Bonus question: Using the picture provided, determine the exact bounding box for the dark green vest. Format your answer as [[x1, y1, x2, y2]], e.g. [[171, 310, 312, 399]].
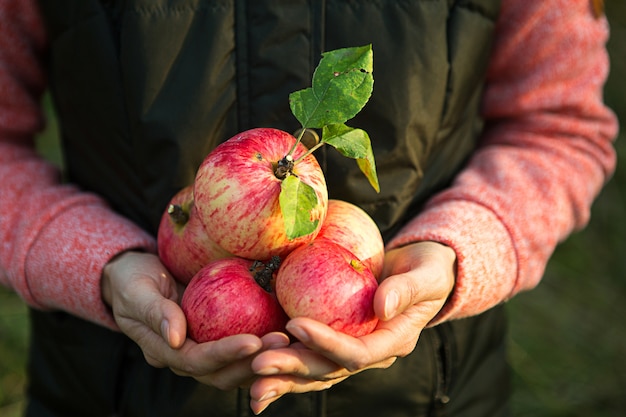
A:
[[28, 1, 510, 416], [38, 0, 498, 240]]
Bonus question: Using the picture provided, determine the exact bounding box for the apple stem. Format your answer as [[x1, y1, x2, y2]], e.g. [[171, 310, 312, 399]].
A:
[[167, 204, 189, 225], [275, 128, 306, 179], [249, 256, 282, 292]]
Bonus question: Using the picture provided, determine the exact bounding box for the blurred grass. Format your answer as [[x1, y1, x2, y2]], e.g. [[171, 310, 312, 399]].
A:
[[1, 2, 625, 416], [506, 1, 626, 414], [0, 289, 29, 417]]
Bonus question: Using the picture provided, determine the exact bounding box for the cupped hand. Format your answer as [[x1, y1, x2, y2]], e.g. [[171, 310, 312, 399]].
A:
[[248, 241, 456, 414], [101, 251, 290, 390]]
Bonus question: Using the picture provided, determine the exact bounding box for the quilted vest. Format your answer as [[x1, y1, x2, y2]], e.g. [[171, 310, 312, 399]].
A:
[[28, 1, 509, 417]]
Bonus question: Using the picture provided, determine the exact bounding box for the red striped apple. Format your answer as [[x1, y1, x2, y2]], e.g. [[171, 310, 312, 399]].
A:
[[157, 185, 231, 285], [275, 239, 379, 337], [317, 199, 384, 279], [194, 128, 328, 261], [182, 257, 289, 342]]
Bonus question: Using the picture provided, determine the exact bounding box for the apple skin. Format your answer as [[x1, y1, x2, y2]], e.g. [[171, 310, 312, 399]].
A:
[[317, 199, 385, 279], [275, 239, 379, 337], [194, 128, 328, 261], [182, 257, 289, 342], [157, 185, 231, 285]]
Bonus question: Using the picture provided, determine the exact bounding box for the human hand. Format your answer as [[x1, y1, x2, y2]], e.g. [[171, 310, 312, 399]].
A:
[[101, 251, 290, 390], [248, 241, 456, 414]]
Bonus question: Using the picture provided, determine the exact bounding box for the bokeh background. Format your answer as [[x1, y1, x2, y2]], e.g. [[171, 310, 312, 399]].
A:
[[1, 2, 624, 416]]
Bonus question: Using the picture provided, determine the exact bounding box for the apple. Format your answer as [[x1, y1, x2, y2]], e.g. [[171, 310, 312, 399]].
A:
[[193, 128, 328, 261], [182, 256, 289, 342], [157, 185, 231, 285], [317, 199, 385, 279], [275, 239, 379, 337]]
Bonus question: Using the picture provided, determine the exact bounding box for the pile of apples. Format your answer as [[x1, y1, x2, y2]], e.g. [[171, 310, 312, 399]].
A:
[[157, 127, 385, 342]]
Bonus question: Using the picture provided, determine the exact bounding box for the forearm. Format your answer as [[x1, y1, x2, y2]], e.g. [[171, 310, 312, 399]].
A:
[[388, 0, 618, 324], [0, 0, 156, 329], [0, 142, 158, 329]]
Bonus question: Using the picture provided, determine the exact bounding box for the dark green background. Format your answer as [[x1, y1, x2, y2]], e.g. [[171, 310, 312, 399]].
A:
[[1, 2, 625, 415]]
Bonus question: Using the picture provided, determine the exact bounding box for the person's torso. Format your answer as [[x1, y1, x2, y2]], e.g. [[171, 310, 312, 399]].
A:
[[38, 0, 500, 240], [29, 2, 509, 417]]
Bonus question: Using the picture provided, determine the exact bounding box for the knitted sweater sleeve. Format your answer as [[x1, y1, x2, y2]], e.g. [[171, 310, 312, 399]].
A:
[[0, 0, 156, 329], [388, 0, 619, 324]]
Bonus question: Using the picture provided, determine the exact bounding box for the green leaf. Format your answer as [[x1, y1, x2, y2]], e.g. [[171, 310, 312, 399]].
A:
[[279, 175, 320, 239], [289, 45, 373, 129], [322, 124, 380, 193]]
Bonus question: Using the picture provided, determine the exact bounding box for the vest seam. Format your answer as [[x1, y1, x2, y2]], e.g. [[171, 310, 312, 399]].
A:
[[119, 3, 231, 17], [235, 0, 250, 131]]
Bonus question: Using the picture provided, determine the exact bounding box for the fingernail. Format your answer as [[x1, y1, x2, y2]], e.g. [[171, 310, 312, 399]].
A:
[[256, 366, 280, 376], [384, 290, 399, 319], [285, 323, 309, 343], [237, 344, 259, 359], [268, 340, 289, 349], [160, 320, 170, 345], [253, 401, 270, 415], [265, 336, 290, 350], [259, 390, 277, 402]]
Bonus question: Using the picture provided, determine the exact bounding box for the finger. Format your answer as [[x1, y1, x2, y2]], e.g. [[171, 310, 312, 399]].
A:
[[239, 332, 291, 375], [167, 333, 264, 376], [253, 318, 397, 375], [260, 332, 291, 350], [187, 343, 261, 390], [374, 271, 445, 323], [375, 245, 455, 322], [292, 318, 399, 371], [156, 298, 188, 349], [191, 332, 291, 390], [120, 281, 188, 350], [249, 373, 348, 415], [252, 342, 346, 379]]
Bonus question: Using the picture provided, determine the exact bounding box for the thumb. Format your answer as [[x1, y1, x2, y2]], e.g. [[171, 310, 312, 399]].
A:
[[373, 271, 450, 332], [374, 243, 456, 322], [116, 278, 188, 350], [109, 252, 189, 350], [127, 254, 188, 349], [154, 297, 188, 349], [373, 273, 417, 321], [120, 287, 188, 368]]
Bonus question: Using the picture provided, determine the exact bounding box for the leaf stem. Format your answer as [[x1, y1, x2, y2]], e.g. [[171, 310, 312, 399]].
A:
[[286, 128, 306, 158], [293, 141, 325, 165]]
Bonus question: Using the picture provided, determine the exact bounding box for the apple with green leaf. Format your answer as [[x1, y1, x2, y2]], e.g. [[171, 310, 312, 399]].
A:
[[182, 256, 288, 342], [275, 239, 379, 337], [157, 185, 231, 285], [193, 127, 329, 260], [193, 44, 379, 262], [317, 199, 385, 279]]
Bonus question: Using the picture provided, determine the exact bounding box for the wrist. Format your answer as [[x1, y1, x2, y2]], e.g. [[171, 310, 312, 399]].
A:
[[101, 250, 137, 308]]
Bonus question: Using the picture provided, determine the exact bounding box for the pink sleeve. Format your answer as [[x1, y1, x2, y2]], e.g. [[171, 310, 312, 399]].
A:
[[0, 0, 156, 329], [387, 0, 618, 324]]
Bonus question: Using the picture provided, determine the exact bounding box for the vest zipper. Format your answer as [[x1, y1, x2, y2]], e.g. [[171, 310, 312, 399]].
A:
[[432, 322, 454, 416], [310, 0, 329, 177], [235, 0, 251, 131], [310, 0, 326, 64]]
